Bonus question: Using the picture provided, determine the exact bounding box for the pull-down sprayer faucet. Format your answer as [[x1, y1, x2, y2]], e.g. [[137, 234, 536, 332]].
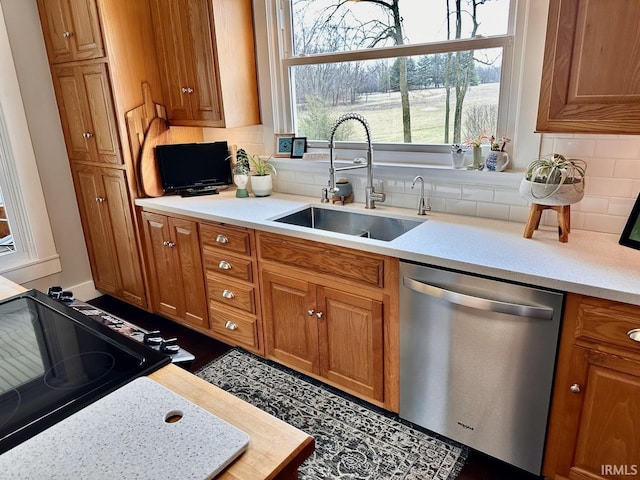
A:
[[325, 113, 385, 209]]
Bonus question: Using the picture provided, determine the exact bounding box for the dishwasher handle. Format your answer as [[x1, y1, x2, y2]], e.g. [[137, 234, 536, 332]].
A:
[[403, 276, 554, 320]]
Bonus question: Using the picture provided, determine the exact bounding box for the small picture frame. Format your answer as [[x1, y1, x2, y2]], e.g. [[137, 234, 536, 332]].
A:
[[619, 192, 640, 250], [274, 133, 295, 158], [291, 137, 307, 158]]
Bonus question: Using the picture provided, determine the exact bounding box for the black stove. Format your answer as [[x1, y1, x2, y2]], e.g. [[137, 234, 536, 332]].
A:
[[46, 287, 195, 366], [0, 289, 170, 454]]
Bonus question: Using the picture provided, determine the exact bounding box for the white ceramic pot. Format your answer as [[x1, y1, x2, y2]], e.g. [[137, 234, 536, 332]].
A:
[[250, 174, 273, 197], [519, 178, 585, 206]]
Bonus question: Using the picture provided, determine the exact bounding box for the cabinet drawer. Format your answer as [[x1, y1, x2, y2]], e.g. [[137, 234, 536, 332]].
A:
[[575, 297, 640, 351], [209, 305, 259, 351], [257, 232, 385, 288], [203, 250, 253, 283], [207, 276, 256, 314], [201, 223, 252, 256]]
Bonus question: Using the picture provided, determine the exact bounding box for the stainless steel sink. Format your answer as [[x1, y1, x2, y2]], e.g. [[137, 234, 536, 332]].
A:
[[273, 206, 423, 241]]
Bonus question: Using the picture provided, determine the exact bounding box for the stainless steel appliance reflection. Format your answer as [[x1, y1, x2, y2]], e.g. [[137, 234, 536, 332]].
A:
[[399, 261, 564, 475]]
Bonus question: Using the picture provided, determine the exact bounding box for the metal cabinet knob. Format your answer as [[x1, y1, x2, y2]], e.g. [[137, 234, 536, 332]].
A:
[[62, 31, 73, 38], [181, 87, 194, 94], [316, 312, 323, 319], [95, 197, 105, 203], [224, 320, 238, 331], [216, 234, 228, 244], [307, 309, 314, 316], [222, 289, 235, 299], [218, 260, 232, 270], [628, 329, 640, 342], [570, 384, 581, 394], [82, 132, 93, 138], [162, 241, 175, 247]]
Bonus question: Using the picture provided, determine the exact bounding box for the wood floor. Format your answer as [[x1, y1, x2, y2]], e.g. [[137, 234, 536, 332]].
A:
[[88, 295, 543, 480]]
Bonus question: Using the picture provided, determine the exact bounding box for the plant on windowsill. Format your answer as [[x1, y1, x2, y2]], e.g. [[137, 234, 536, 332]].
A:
[[519, 153, 587, 205]]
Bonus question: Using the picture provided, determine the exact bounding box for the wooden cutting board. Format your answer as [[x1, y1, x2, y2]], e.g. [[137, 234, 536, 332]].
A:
[[0, 377, 250, 479], [139, 116, 170, 197]]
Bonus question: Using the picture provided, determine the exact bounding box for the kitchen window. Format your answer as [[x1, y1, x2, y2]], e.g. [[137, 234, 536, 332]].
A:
[[271, 0, 520, 164]]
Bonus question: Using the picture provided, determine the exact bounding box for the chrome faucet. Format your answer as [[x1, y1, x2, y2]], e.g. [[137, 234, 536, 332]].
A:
[[411, 175, 430, 215], [327, 113, 385, 209]]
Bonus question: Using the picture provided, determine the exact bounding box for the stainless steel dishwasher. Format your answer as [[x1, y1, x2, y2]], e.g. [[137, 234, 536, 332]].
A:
[[399, 261, 564, 475]]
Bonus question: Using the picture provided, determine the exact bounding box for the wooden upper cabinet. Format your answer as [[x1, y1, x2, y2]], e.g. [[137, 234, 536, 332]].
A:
[[37, 0, 104, 64], [537, 0, 640, 134], [51, 63, 122, 165], [149, 0, 260, 127]]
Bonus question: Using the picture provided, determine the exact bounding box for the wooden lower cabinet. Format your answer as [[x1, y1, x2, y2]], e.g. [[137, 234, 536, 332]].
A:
[[71, 164, 145, 307], [544, 294, 640, 479], [257, 231, 396, 407], [262, 270, 384, 402], [200, 222, 263, 354], [140, 212, 208, 329]]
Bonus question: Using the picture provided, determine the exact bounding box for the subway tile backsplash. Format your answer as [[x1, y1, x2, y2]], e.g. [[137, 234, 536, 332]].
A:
[[206, 128, 640, 236]]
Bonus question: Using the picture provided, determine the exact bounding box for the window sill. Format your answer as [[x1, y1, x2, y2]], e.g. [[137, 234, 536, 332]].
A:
[[0, 254, 62, 285], [271, 157, 523, 189]]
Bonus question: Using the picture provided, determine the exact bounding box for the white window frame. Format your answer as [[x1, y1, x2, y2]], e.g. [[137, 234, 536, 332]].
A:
[[267, 0, 527, 165], [0, 3, 61, 284]]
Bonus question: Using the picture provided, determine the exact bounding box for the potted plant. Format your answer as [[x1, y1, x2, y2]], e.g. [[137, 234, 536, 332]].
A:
[[247, 153, 277, 197], [519, 153, 587, 205], [232, 148, 251, 198]]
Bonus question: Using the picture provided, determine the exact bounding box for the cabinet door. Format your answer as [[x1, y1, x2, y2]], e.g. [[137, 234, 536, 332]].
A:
[[149, 0, 223, 125], [141, 212, 183, 320], [537, 0, 640, 134], [71, 164, 118, 295], [72, 165, 146, 306], [317, 287, 384, 401], [555, 346, 640, 479], [52, 63, 122, 165], [149, 0, 193, 122], [262, 270, 319, 375], [100, 169, 146, 307], [169, 217, 208, 329], [37, 0, 104, 64]]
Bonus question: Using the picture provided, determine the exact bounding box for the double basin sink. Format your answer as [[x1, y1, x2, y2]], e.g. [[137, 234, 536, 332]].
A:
[[273, 206, 424, 242]]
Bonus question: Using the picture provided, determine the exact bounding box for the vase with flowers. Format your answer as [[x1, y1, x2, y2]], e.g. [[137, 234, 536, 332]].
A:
[[464, 131, 491, 169], [232, 148, 251, 198], [485, 136, 511, 171]]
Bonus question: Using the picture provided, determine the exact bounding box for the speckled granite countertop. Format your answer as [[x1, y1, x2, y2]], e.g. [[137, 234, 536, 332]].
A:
[[136, 191, 640, 306]]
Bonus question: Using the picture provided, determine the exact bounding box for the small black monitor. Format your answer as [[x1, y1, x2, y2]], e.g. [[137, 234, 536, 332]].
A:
[[155, 141, 232, 194]]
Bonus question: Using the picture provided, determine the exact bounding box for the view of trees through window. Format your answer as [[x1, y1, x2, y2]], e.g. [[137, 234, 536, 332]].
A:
[[288, 0, 511, 145]]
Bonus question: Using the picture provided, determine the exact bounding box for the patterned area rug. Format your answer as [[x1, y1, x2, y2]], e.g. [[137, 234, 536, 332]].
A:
[[196, 348, 468, 479]]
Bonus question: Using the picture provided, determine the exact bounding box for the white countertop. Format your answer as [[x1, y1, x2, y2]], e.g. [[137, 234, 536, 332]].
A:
[[136, 190, 640, 306]]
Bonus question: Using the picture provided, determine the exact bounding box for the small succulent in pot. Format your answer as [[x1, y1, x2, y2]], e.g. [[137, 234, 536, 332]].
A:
[[248, 154, 276, 176], [525, 153, 586, 186], [520, 153, 587, 204]]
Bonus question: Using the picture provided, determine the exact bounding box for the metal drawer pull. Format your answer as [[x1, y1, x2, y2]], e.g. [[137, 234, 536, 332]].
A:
[[82, 132, 94, 138], [222, 289, 235, 299], [95, 197, 105, 203], [225, 321, 238, 331], [628, 329, 640, 342], [570, 384, 581, 394], [216, 234, 228, 244], [402, 277, 554, 320], [218, 260, 232, 270], [162, 241, 175, 247], [63, 31, 73, 38]]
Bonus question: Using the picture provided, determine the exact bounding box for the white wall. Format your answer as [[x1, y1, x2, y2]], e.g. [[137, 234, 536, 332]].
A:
[[0, 0, 95, 296]]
